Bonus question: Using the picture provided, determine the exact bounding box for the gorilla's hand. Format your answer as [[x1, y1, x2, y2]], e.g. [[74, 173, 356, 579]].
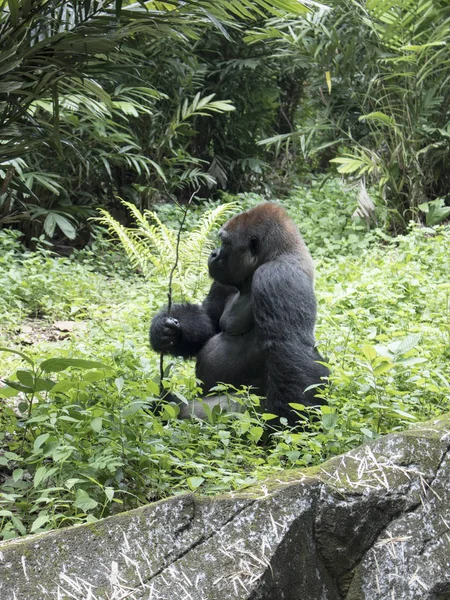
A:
[[159, 317, 181, 350], [150, 314, 181, 352], [150, 304, 217, 357]]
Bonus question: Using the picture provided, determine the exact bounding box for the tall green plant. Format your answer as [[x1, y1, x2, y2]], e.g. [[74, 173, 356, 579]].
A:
[[97, 201, 239, 300], [250, 0, 450, 227], [0, 0, 316, 242], [331, 0, 450, 221]]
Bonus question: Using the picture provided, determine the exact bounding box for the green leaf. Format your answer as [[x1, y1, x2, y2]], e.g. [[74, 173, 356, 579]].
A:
[[388, 334, 421, 357], [358, 111, 397, 128], [7, 0, 19, 26], [34, 434, 50, 453], [187, 477, 204, 491], [115, 376, 124, 393], [0, 386, 18, 398], [34, 467, 48, 488], [5, 380, 33, 394], [322, 412, 338, 430], [361, 345, 377, 361], [373, 362, 394, 376], [16, 370, 34, 387], [0, 347, 34, 367], [360, 428, 375, 439], [261, 412, 278, 420], [74, 489, 99, 511], [12, 469, 24, 482], [161, 404, 178, 419], [44, 214, 77, 240], [249, 426, 264, 442], [91, 417, 103, 432], [11, 516, 26, 536], [288, 404, 306, 412], [33, 467, 57, 488], [31, 514, 50, 533], [286, 451, 300, 462], [121, 401, 148, 416], [34, 378, 56, 392], [40, 358, 112, 372]]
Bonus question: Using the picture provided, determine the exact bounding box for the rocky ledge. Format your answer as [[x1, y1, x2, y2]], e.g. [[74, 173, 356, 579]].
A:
[[1, 414, 449, 600]]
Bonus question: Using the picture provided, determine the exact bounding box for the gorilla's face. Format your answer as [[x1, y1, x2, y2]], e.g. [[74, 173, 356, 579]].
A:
[[208, 228, 260, 289]]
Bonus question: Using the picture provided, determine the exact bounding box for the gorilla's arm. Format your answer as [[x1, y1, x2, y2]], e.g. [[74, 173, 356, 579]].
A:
[[150, 281, 237, 358], [252, 257, 328, 424]]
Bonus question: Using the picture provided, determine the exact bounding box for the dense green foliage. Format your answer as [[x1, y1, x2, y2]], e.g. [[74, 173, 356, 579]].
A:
[[1, 0, 449, 243], [251, 0, 450, 224], [1, 181, 448, 539], [0, 0, 311, 241]]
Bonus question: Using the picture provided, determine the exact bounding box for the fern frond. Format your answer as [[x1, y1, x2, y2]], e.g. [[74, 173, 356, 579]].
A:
[[97, 209, 148, 273], [97, 200, 241, 301], [183, 202, 240, 297]]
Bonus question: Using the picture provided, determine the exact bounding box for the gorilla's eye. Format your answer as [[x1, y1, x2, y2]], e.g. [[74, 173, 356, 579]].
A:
[[249, 236, 259, 255]]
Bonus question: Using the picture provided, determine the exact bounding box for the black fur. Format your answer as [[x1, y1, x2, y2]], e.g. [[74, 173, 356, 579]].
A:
[[149, 203, 329, 424]]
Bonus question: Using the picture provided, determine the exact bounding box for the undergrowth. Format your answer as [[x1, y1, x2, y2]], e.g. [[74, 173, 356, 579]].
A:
[[0, 179, 449, 539]]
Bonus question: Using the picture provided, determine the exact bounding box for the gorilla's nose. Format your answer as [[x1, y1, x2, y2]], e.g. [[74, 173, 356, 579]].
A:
[[210, 248, 220, 260]]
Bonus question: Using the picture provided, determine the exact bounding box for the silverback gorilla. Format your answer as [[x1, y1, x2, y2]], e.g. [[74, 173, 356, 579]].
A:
[[150, 202, 329, 424]]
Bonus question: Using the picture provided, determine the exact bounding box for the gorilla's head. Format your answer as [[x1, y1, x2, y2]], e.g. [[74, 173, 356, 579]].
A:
[[208, 202, 312, 289]]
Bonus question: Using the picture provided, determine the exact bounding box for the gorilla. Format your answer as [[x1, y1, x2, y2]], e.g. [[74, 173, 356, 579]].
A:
[[150, 202, 329, 424]]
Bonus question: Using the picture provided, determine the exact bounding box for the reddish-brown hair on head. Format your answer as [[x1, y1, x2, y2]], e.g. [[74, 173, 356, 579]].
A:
[[223, 202, 314, 278], [224, 202, 291, 233]]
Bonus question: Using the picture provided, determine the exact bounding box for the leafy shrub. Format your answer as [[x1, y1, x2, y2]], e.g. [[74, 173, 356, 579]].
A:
[[0, 185, 449, 539]]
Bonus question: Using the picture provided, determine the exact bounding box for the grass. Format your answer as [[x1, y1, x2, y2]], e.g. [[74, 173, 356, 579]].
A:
[[0, 178, 449, 539]]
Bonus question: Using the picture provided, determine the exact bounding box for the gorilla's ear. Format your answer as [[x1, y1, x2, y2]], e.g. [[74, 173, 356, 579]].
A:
[[250, 236, 259, 256]]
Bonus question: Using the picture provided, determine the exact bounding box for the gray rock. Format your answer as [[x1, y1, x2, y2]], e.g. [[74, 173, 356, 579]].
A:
[[0, 414, 449, 600]]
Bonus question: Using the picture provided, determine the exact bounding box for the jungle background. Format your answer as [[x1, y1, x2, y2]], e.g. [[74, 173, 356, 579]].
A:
[[0, 0, 449, 539]]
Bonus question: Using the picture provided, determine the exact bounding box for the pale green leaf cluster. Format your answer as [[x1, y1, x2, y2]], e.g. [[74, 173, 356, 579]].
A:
[[97, 201, 239, 301]]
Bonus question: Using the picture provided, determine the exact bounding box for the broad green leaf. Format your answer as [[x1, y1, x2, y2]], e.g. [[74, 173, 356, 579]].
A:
[[122, 401, 148, 416], [5, 380, 33, 393], [361, 345, 377, 361], [161, 404, 178, 419], [34, 466, 48, 488], [43, 214, 77, 240], [115, 377, 124, 393], [0, 386, 18, 398], [16, 369, 36, 388], [11, 516, 26, 536], [360, 428, 375, 439], [286, 451, 300, 462], [40, 358, 112, 372], [373, 362, 394, 376], [249, 426, 264, 442], [12, 469, 24, 482], [288, 404, 306, 411], [261, 412, 278, 420], [91, 417, 103, 433], [187, 477, 204, 491], [388, 334, 421, 357], [74, 489, 99, 511], [31, 514, 50, 533], [322, 413, 338, 430], [34, 434, 50, 453]]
